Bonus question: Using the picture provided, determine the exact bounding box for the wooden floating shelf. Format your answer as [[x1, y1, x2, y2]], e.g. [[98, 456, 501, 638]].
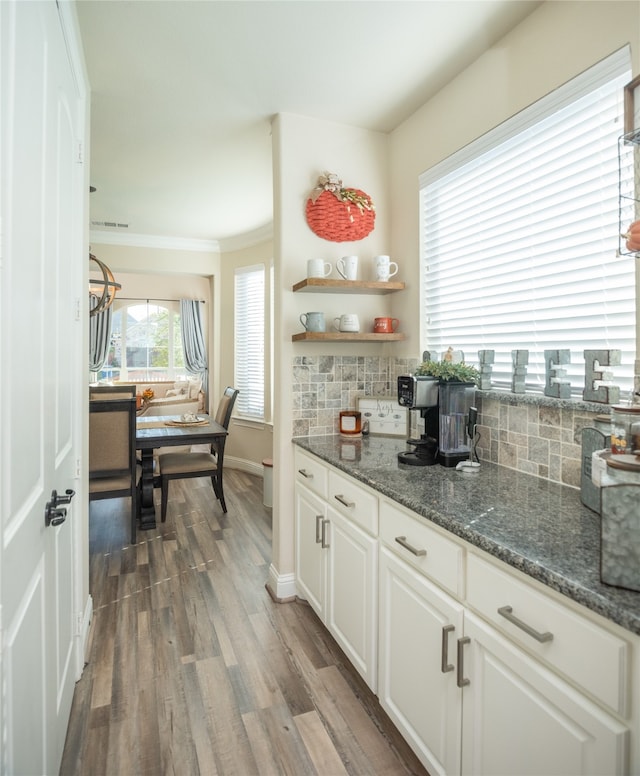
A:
[[292, 332, 406, 342], [292, 278, 405, 294]]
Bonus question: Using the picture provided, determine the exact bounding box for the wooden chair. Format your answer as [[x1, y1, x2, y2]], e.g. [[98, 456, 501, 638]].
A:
[[89, 396, 139, 543], [158, 387, 239, 521]]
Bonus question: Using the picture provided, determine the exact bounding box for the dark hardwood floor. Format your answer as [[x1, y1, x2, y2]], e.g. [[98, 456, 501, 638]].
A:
[[60, 469, 429, 775]]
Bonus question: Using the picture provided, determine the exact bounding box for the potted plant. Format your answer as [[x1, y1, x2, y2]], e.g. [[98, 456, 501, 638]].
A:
[[413, 359, 479, 384]]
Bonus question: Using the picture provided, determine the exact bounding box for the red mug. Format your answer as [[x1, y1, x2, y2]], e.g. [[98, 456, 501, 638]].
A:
[[374, 316, 399, 333]]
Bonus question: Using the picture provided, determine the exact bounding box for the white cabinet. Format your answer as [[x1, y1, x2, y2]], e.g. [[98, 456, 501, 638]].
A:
[[326, 506, 378, 690], [461, 610, 628, 776], [379, 545, 464, 776], [294, 447, 637, 775], [379, 498, 631, 776], [294, 448, 378, 690]]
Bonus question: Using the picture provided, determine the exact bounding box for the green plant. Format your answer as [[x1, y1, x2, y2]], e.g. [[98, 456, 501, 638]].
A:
[[414, 359, 479, 384]]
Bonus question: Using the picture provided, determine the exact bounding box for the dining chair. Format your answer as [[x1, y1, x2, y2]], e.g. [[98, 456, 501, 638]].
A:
[[89, 396, 139, 543], [90, 384, 136, 400], [158, 387, 239, 521]]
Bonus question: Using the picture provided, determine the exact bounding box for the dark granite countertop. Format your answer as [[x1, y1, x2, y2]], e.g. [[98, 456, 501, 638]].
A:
[[293, 434, 640, 637]]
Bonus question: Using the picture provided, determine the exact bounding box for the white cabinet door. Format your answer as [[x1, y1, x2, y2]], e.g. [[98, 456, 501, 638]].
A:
[[326, 506, 378, 691], [461, 611, 629, 776], [294, 484, 328, 619], [378, 546, 464, 776]]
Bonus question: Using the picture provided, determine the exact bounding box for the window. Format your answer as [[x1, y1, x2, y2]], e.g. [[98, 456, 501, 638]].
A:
[[420, 48, 635, 395], [234, 265, 265, 419], [98, 302, 186, 382]]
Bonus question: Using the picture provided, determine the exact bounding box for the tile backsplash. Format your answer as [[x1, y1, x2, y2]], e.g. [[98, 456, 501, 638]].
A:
[[292, 354, 608, 489]]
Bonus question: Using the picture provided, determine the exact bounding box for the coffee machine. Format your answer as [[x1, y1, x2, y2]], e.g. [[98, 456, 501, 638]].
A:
[[397, 376, 439, 465], [397, 376, 477, 467]]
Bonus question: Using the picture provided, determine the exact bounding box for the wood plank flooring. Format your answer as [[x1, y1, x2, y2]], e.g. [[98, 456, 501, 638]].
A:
[[60, 469, 429, 775]]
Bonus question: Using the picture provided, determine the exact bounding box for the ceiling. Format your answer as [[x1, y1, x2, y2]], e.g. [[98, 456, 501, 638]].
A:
[[75, 0, 541, 249]]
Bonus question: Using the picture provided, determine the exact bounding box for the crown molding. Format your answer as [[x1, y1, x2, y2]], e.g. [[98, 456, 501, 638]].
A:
[[218, 222, 274, 253], [89, 230, 220, 253]]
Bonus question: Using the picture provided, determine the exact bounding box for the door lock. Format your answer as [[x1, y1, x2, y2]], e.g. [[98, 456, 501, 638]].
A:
[[45, 489, 75, 527]]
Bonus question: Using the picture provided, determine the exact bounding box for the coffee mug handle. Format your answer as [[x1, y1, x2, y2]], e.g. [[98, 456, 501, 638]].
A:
[[336, 259, 346, 279], [333, 317, 342, 330], [392, 318, 400, 332], [323, 262, 332, 277], [388, 262, 399, 278], [300, 314, 308, 330]]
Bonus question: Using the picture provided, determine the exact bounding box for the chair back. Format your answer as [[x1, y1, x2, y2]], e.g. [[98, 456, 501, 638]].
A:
[[214, 387, 239, 430], [90, 384, 136, 400], [89, 396, 138, 543], [89, 397, 137, 485]]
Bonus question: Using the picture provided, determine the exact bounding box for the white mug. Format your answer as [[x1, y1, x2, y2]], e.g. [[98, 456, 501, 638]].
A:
[[374, 255, 399, 281], [307, 258, 332, 278], [334, 313, 360, 333], [336, 255, 358, 281]]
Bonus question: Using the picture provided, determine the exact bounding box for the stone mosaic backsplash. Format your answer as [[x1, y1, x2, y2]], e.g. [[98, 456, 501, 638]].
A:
[[292, 354, 609, 489]]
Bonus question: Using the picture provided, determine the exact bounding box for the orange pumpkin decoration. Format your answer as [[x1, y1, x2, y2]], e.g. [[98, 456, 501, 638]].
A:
[[305, 174, 375, 242]]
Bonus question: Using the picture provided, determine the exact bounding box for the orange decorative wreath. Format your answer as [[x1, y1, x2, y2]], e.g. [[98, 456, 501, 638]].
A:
[[305, 173, 375, 242]]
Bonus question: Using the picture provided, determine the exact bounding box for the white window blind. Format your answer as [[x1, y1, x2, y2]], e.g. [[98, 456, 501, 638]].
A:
[[420, 48, 635, 395], [234, 264, 265, 418]]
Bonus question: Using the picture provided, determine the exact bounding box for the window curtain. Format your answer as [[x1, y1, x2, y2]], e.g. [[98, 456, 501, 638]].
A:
[[89, 294, 112, 373], [180, 299, 209, 405]]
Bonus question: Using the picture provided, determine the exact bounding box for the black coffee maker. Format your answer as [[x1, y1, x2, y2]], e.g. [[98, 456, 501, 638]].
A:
[[397, 375, 440, 465]]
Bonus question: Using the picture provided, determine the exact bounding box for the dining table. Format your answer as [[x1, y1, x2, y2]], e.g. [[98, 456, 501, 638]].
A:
[[136, 414, 228, 530]]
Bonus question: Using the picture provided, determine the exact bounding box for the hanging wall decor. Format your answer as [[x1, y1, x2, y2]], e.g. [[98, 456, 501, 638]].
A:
[[305, 172, 375, 242]]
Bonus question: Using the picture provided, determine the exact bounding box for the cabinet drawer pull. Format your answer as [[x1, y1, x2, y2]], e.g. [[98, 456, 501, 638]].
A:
[[315, 514, 323, 544], [321, 519, 330, 549], [334, 494, 355, 508], [441, 624, 455, 673], [456, 637, 470, 687], [498, 605, 553, 643], [395, 536, 426, 557], [298, 468, 313, 479]]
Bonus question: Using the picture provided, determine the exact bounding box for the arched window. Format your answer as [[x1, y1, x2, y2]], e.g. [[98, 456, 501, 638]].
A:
[[97, 301, 186, 382]]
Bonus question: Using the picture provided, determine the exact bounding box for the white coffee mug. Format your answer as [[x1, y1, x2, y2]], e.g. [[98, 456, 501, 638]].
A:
[[307, 258, 332, 278], [336, 255, 358, 281], [374, 255, 399, 281], [300, 312, 325, 332], [334, 313, 360, 333]]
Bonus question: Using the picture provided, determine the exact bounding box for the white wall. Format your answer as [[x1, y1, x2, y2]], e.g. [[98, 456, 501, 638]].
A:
[[270, 113, 391, 598]]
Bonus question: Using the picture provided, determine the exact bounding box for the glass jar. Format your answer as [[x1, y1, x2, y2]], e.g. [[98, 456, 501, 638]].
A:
[[610, 405, 640, 454]]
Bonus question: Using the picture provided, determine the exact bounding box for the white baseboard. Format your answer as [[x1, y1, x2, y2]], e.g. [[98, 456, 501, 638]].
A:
[[225, 456, 264, 478], [266, 564, 297, 602]]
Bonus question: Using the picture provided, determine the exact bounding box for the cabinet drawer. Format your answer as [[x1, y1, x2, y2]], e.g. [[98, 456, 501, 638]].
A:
[[466, 552, 629, 716], [328, 470, 378, 536], [379, 500, 464, 598], [295, 448, 328, 499]]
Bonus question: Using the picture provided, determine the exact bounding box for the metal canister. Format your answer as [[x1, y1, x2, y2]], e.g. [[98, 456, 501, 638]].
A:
[[610, 405, 640, 454]]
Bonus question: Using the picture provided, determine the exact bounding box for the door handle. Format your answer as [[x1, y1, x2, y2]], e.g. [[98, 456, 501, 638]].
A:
[[315, 514, 323, 543], [44, 489, 75, 527], [457, 637, 470, 687], [441, 624, 455, 673]]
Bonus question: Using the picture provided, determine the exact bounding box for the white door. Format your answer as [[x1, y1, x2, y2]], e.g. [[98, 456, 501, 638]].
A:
[[294, 484, 327, 618], [0, 1, 86, 773]]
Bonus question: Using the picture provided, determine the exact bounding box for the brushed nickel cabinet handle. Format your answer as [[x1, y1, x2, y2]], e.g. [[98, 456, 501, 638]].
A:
[[457, 637, 470, 687], [315, 514, 323, 543], [441, 625, 455, 673], [298, 468, 313, 479], [321, 519, 330, 549], [334, 494, 355, 508], [498, 606, 553, 643], [394, 536, 426, 557]]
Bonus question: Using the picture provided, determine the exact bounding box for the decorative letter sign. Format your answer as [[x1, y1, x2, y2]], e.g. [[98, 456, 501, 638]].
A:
[[511, 350, 529, 394], [478, 350, 494, 390], [583, 350, 621, 404], [544, 349, 571, 398]]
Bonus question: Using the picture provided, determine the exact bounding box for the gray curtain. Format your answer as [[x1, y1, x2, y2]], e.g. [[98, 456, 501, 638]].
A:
[[89, 294, 113, 373], [180, 299, 209, 405]]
